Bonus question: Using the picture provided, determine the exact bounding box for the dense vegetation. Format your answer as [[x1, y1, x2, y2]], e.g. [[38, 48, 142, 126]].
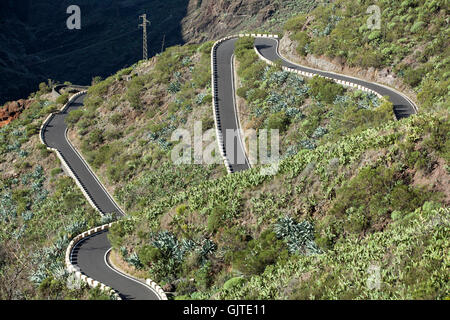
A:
[[284, 0, 449, 113], [66, 41, 224, 217], [108, 109, 448, 299], [63, 1, 448, 300]]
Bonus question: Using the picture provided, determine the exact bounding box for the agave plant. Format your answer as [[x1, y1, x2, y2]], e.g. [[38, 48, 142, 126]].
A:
[[195, 92, 207, 105], [152, 231, 179, 256], [29, 268, 47, 285], [22, 211, 34, 221], [18, 149, 28, 158], [199, 239, 217, 258], [181, 56, 191, 66], [52, 265, 69, 280], [269, 71, 290, 85], [126, 252, 143, 269], [300, 139, 316, 150], [168, 81, 181, 94], [64, 220, 87, 235], [54, 235, 69, 252], [274, 216, 321, 255], [312, 126, 328, 139], [119, 246, 128, 258], [285, 107, 302, 119], [32, 165, 44, 180], [100, 213, 117, 225]]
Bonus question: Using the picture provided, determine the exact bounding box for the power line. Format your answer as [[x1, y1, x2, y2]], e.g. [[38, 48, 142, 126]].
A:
[[161, 34, 166, 53], [23, 29, 139, 67]]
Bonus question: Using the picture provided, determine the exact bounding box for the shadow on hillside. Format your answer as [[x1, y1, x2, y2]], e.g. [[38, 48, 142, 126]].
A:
[[0, 0, 190, 104]]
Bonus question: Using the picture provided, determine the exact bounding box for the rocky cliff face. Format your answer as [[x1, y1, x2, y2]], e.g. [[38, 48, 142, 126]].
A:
[[0, 99, 33, 127], [182, 0, 279, 42]]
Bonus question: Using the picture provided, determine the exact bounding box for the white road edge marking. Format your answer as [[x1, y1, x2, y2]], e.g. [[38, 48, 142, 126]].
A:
[[230, 52, 251, 169], [104, 248, 162, 300]]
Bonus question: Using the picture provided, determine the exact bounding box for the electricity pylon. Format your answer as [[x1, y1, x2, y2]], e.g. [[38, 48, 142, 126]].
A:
[[139, 14, 150, 60]]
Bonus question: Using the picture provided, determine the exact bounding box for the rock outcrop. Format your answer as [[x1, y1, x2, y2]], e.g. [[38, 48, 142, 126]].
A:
[[182, 0, 279, 42], [0, 99, 33, 127]]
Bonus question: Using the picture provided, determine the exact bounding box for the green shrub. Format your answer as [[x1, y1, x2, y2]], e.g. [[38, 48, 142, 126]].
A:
[[207, 205, 226, 233], [232, 230, 288, 276], [236, 87, 248, 98], [88, 129, 104, 145], [109, 113, 122, 125], [25, 124, 40, 137], [50, 167, 62, 177], [235, 37, 254, 59], [403, 67, 426, 87], [126, 77, 145, 109], [56, 93, 69, 105], [223, 277, 246, 291], [309, 76, 344, 103], [108, 220, 136, 248], [65, 109, 84, 126], [38, 82, 51, 94], [292, 31, 310, 56], [138, 245, 163, 267], [328, 165, 434, 238], [267, 111, 289, 132]]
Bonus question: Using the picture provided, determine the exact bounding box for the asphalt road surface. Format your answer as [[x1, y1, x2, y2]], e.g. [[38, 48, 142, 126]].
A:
[[215, 37, 251, 173]]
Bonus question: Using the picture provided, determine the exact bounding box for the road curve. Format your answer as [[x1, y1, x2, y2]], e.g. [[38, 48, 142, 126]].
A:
[[254, 37, 417, 120], [42, 94, 160, 300], [213, 36, 417, 174]]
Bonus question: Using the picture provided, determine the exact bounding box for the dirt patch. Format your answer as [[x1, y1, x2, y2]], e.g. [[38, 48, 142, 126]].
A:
[[413, 158, 450, 205]]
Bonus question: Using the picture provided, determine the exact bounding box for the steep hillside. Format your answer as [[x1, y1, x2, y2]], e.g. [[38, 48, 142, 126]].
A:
[[1, 0, 448, 301], [181, 0, 318, 42], [66, 41, 226, 217], [66, 43, 448, 301], [282, 0, 449, 113], [0, 87, 114, 299], [0, 0, 189, 104]]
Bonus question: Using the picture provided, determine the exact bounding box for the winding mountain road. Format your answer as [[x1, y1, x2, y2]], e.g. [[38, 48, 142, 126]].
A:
[[42, 35, 417, 300], [42, 94, 160, 300], [213, 36, 417, 173]]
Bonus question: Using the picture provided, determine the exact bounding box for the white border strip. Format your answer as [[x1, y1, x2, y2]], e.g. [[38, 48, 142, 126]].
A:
[[104, 248, 167, 300]]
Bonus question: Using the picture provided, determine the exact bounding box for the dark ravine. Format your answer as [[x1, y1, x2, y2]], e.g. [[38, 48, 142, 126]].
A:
[[42, 34, 417, 300]]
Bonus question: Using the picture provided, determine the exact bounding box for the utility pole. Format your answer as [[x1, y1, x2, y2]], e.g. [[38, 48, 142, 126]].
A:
[[139, 14, 150, 60], [161, 34, 165, 53]]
